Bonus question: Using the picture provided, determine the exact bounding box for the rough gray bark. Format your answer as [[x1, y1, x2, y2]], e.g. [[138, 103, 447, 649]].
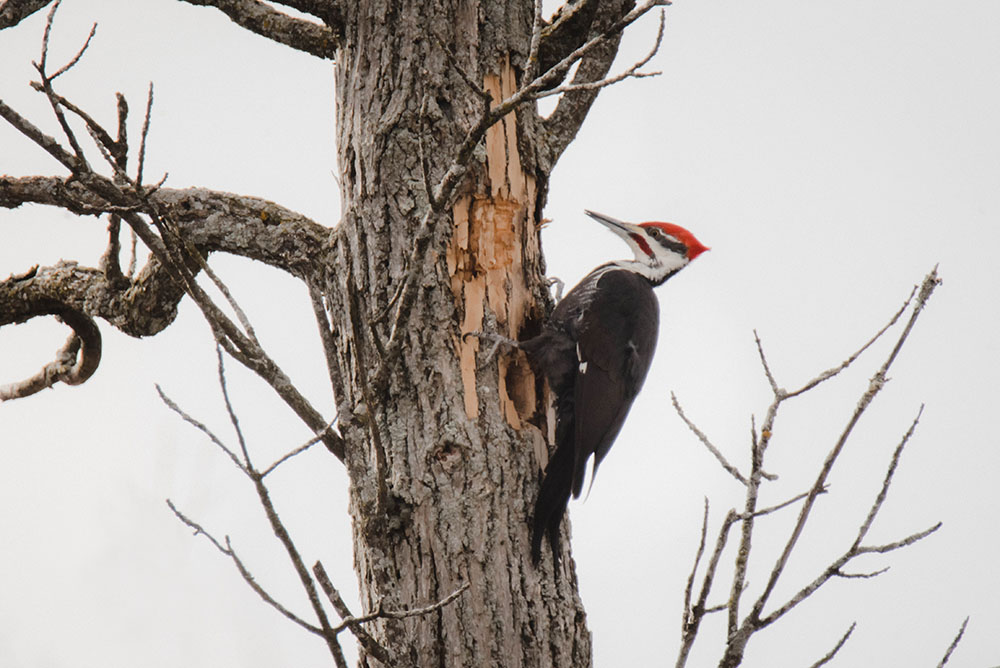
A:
[[323, 4, 591, 664], [1, 0, 661, 664]]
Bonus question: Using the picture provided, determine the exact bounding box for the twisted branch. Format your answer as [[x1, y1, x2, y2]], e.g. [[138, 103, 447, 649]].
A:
[[176, 0, 339, 59]]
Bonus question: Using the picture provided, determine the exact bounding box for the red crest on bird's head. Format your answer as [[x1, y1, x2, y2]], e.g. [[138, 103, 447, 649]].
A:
[[639, 222, 710, 260]]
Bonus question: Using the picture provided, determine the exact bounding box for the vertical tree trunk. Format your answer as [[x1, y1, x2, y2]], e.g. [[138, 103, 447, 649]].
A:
[[322, 1, 592, 665]]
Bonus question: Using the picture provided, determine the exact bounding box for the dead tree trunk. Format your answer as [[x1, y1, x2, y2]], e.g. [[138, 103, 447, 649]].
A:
[[324, 5, 589, 665]]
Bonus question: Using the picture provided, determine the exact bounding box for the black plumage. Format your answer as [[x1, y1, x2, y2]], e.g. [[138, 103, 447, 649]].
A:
[[515, 210, 708, 566], [521, 267, 660, 564]]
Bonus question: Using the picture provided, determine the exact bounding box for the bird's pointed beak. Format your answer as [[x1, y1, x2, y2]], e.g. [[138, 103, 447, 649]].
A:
[[584, 209, 642, 239]]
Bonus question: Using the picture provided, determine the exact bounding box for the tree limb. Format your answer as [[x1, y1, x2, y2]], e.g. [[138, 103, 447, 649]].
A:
[[0, 0, 53, 31], [0, 304, 101, 400], [270, 0, 343, 28], [540, 2, 666, 167], [1, 176, 331, 279], [2, 84, 345, 459], [177, 0, 339, 59]]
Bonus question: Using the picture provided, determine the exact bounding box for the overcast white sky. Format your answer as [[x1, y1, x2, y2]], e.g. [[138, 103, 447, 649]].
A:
[[2, 1, 999, 666]]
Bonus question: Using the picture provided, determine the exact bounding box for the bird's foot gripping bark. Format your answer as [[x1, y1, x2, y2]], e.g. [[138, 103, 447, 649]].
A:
[[462, 330, 521, 369], [546, 276, 566, 302]]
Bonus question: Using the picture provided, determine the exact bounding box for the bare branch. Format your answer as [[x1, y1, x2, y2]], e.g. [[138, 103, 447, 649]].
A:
[[261, 418, 335, 477], [756, 405, 938, 629], [677, 509, 740, 668], [744, 487, 823, 520], [430, 31, 491, 103], [165, 499, 325, 636], [784, 285, 917, 399], [313, 561, 392, 665], [682, 499, 710, 629], [184, 244, 260, 344], [47, 20, 96, 81], [433, 0, 670, 208], [136, 83, 153, 189], [331, 583, 471, 633], [1, 176, 330, 278], [937, 617, 969, 668], [523, 0, 545, 84], [26, 82, 119, 170], [672, 392, 748, 485], [750, 269, 941, 626], [833, 567, 890, 579], [0, 307, 101, 400], [753, 329, 781, 396], [155, 383, 249, 475], [532, 9, 666, 100], [710, 269, 943, 667], [270, 0, 343, 28], [306, 281, 346, 402], [850, 405, 924, 548], [0, 0, 53, 30], [33, 3, 90, 166], [177, 0, 338, 59], [538, 1, 627, 166], [214, 345, 252, 466], [0, 97, 81, 171], [808, 622, 856, 668], [0, 112, 345, 456], [854, 522, 942, 556]]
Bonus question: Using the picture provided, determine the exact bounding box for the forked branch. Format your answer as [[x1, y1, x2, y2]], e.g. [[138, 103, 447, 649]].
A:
[[674, 268, 955, 667], [0, 5, 345, 458]]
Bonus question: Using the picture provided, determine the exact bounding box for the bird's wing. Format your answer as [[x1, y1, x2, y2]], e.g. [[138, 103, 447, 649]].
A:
[[570, 271, 659, 497]]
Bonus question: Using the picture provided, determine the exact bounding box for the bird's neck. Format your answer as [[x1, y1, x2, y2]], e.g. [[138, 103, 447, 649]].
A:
[[610, 259, 678, 286]]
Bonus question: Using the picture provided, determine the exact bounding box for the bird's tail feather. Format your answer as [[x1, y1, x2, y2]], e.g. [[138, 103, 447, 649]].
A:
[[531, 438, 575, 565]]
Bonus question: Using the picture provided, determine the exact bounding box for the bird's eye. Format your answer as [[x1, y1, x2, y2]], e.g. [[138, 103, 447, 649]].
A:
[[649, 228, 661, 238]]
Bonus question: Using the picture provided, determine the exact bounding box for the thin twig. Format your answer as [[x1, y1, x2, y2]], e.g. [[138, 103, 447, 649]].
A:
[[430, 31, 491, 103], [784, 285, 917, 399], [833, 567, 890, 579], [532, 9, 666, 101], [937, 617, 969, 668], [850, 405, 925, 550], [215, 345, 252, 466], [743, 487, 822, 520], [155, 383, 248, 475], [854, 522, 942, 556], [49, 21, 97, 81], [136, 82, 153, 188], [331, 583, 471, 634], [306, 281, 345, 402], [166, 499, 323, 636], [808, 622, 856, 668], [672, 392, 748, 485], [523, 0, 545, 84], [261, 419, 336, 477], [28, 81, 120, 170], [682, 499, 710, 629], [753, 330, 780, 396]]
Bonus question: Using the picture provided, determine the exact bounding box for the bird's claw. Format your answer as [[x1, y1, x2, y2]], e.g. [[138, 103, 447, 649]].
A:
[[462, 330, 520, 370]]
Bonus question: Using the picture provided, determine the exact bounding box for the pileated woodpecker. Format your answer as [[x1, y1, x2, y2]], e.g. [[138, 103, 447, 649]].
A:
[[519, 210, 709, 564]]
